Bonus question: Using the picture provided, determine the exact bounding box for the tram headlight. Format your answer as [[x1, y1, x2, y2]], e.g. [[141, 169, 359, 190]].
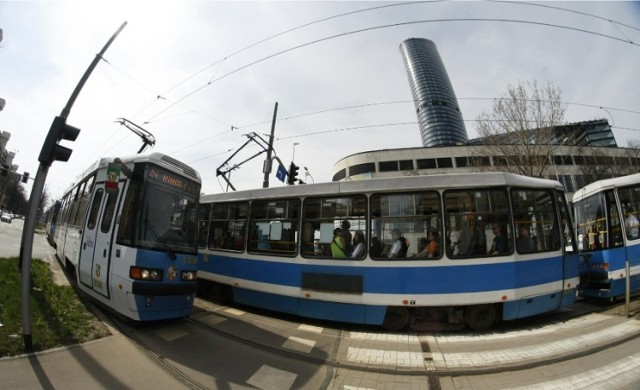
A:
[[130, 266, 163, 281], [181, 270, 197, 281]]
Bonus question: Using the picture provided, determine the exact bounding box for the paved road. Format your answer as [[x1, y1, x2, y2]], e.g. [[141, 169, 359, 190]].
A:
[[0, 219, 53, 259], [0, 219, 68, 285]]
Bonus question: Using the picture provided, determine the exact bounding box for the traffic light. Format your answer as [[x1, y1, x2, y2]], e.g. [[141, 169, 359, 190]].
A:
[[287, 162, 299, 185], [21, 172, 29, 183], [38, 116, 81, 166]]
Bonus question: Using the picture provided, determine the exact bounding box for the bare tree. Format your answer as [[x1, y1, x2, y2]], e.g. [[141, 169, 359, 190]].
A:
[[577, 146, 617, 183], [473, 80, 567, 177]]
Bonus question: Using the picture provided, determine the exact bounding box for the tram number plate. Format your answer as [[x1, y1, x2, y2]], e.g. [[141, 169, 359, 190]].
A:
[[183, 257, 197, 265]]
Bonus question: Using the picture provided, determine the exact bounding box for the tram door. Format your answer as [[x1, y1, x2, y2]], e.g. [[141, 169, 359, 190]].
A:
[[79, 182, 122, 298]]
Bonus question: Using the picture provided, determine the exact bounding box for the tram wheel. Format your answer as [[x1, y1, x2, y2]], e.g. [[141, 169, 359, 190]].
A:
[[382, 306, 410, 331], [464, 304, 497, 331]]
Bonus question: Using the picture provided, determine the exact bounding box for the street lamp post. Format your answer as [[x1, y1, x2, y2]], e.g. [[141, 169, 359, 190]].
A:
[[304, 166, 315, 183], [292, 142, 299, 163], [19, 22, 127, 352]]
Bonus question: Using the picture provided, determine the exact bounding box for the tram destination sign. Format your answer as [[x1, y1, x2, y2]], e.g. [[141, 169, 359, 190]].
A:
[[148, 165, 196, 194]]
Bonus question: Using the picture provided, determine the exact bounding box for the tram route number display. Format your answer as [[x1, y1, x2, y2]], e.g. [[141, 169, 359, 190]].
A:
[[148, 166, 196, 193]]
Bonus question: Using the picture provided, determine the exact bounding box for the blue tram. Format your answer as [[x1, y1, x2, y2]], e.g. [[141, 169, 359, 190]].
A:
[[573, 173, 640, 300], [198, 173, 578, 330], [50, 152, 201, 321]]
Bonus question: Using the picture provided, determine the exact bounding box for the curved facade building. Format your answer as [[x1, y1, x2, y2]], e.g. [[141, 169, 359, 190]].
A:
[[400, 38, 468, 147]]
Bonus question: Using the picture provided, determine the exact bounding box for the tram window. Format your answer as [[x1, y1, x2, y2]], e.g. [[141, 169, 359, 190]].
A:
[[511, 188, 560, 253], [198, 204, 211, 249], [68, 184, 83, 227], [208, 202, 248, 252], [116, 164, 199, 254], [74, 176, 96, 227], [370, 191, 441, 260], [301, 195, 367, 259], [606, 191, 623, 247], [86, 189, 104, 231], [59, 195, 71, 226], [574, 190, 623, 251], [618, 185, 640, 240], [101, 191, 118, 233], [248, 199, 299, 256], [444, 189, 512, 258]]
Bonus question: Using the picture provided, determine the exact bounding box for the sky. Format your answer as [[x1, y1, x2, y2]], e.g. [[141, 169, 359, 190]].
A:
[[1, 1, 639, 202]]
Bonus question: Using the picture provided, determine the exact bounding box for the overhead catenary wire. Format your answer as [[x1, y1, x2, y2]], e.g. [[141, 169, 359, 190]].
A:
[[144, 17, 640, 125], [90, 3, 640, 166], [129, 0, 639, 125]]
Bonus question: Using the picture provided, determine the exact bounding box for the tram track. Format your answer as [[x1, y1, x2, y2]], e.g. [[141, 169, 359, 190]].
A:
[[86, 293, 640, 390], [185, 296, 640, 376]]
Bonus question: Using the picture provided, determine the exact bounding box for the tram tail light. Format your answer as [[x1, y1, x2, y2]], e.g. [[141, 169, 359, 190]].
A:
[[130, 266, 163, 281], [181, 270, 197, 281]]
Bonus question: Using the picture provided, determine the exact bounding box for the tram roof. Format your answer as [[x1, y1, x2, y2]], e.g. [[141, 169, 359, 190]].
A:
[[572, 172, 640, 203], [64, 152, 201, 195], [201, 172, 563, 203]]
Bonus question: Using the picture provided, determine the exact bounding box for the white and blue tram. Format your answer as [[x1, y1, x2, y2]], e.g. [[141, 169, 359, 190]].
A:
[[50, 152, 201, 321], [572, 173, 640, 300], [197, 173, 578, 330]]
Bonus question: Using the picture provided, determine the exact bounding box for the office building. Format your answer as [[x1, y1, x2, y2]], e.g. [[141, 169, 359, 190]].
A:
[[399, 38, 468, 147]]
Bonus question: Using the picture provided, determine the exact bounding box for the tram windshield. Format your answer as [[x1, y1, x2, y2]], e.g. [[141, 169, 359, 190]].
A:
[[117, 163, 200, 255], [574, 191, 623, 252]]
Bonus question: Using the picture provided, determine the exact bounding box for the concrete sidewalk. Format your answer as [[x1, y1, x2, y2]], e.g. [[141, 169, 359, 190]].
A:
[[0, 333, 191, 390]]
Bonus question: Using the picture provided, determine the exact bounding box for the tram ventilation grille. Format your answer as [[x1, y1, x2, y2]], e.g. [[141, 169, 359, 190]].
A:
[[161, 155, 199, 180]]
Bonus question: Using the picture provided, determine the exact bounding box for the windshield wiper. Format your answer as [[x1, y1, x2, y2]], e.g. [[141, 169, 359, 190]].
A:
[[144, 219, 177, 260]]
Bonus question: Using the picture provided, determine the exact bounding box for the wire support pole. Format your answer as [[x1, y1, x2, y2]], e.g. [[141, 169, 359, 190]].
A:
[[262, 102, 278, 189]]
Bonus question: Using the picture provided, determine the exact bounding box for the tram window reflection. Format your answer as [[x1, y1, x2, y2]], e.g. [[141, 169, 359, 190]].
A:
[[370, 191, 441, 260], [444, 189, 512, 258], [248, 199, 299, 256], [301, 195, 366, 259]]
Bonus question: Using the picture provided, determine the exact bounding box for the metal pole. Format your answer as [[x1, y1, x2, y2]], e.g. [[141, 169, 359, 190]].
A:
[[292, 142, 299, 163], [19, 21, 127, 353], [19, 164, 47, 352], [262, 102, 278, 189]]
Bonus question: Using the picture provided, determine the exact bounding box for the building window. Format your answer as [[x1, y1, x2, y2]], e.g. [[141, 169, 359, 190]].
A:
[[455, 157, 468, 167], [348, 163, 375, 177], [596, 155, 614, 165], [399, 160, 414, 171], [554, 155, 573, 165], [470, 156, 491, 167], [437, 157, 453, 168], [379, 161, 399, 172], [417, 159, 437, 169], [333, 169, 346, 181], [615, 157, 630, 166], [493, 156, 508, 166]]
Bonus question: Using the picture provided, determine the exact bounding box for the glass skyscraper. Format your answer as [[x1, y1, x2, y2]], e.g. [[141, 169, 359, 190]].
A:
[[400, 38, 468, 147]]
